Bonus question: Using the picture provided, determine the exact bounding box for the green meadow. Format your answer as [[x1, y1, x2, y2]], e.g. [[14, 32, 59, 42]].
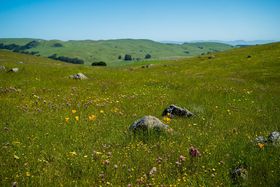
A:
[[0, 42, 280, 186], [0, 38, 233, 65]]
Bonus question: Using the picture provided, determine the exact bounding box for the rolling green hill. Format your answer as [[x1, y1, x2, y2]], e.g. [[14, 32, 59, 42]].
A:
[[0, 42, 279, 186], [0, 38, 234, 65]]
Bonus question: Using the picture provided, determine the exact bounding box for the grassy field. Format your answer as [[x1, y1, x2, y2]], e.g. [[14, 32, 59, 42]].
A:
[[0, 38, 233, 65], [0, 42, 280, 186]]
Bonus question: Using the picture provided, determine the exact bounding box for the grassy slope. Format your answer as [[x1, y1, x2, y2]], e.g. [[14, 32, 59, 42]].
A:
[[0, 43, 279, 186], [0, 38, 234, 65]]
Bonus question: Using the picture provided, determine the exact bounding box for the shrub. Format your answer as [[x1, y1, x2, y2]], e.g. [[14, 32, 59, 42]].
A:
[[145, 54, 152, 59], [124, 54, 132, 61], [91, 61, 107, 66]]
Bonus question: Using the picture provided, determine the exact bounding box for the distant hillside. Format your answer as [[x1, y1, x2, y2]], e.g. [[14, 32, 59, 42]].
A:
[[0, 38, 234, 65]]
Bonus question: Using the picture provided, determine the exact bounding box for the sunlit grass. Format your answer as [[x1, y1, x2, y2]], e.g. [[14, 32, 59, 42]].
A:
[[0, 43, 280, 186]]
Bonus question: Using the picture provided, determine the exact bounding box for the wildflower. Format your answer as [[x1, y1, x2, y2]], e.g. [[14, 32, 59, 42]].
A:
[[26, 172, 31, 177], [258, 143, 265, 150], [84, 155, 88, 158], [75, 116, 79, 122], [69, 151, 77, 156], [102, 159, 110, 165], [14, 155, 20, 160], [163, 116, 171, 124], [149, 167, 157, 176], [88, 114, 96, 121], [72, 109, 77, 114], [179, 155, 186, 162], [100, 110, 104, 114], [189, 146, 201, 157], [65, 117, 70, 123]]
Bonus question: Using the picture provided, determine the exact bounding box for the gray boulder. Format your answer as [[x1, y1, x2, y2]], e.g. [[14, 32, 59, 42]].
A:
[[162, 104, 193, 118], [70, 73, 88, 80], [268, 131, 280, 144], [8, 68, 19, 73], [129, 115, 168, 132]]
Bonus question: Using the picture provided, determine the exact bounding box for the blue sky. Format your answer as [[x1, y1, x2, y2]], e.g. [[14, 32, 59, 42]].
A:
[[0, 0, 279, 41]]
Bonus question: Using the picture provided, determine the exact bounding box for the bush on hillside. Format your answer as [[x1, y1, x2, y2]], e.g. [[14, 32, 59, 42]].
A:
[[91, 61, 107, 66], [124, 54, 132, 61], [145, 54, 152, 59]]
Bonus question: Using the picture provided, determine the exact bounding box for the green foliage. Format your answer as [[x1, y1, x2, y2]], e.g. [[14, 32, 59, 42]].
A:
[[91, 61, 107, 66], [124, 54, 132, 61], [145, 54, 152, 59], [0, 43, 279, 186]]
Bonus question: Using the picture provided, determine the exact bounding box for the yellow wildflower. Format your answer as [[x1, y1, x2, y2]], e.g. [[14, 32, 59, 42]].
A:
[[65, 117, 70, 123], [88, 114, 96, 121], [69, 151, 77, 156], [163, 116, 171, 124], [26, 172, 31, 177], [258, 143, 265, 150], [72, 109, 77, 114], [75, 116, 79, 122], [100, 110, 104, 114]]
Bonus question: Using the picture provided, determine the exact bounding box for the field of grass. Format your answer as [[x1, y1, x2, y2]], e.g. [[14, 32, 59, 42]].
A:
[[0, 38, 234, 65], [0, 42, 280, 186]]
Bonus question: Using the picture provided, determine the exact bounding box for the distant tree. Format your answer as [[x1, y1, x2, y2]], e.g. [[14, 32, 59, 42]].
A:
[[118, 55, 122, 60], [91, 61, 107, 66], [48, 54, 84, 64], [52, 43, 63, 47], [145, 54, 152, 59], [124, 54, 132, 61]]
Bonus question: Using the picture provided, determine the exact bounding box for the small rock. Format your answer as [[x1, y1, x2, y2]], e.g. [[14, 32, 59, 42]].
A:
[[149, 167, 157, 176], [12, 182, 17, 187], [142, 64, 153, 68], [70, 73, 88, 80], [268, 131, 280, 144], [0, 65, 6, 71], [8, 68, 19, 73], [231, 165, 248, 183], [162, 104, 193, 118], [255, 136, 267, 144], [129, 115, 168, 132]]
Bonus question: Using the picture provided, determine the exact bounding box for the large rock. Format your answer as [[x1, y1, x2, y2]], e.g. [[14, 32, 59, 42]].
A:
[[129, 115, 168, 132], [162, 104, 193, 118], [8, 68, 19, 73], [268, 131, 280, 144], [70, 73, 88, 80]]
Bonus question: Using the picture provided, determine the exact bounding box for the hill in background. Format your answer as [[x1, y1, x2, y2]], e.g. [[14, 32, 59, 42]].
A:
[[0, 38, 233, 66]]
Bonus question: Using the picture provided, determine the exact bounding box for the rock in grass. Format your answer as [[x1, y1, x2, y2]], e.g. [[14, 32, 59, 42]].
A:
[[0, 65, 6, 71], [8, 68, 19, 73], [268, 131, 280, 144], [129, 115, 168, 132], [162, 104, 193, 118], [255, 136, 267, 144], [231, 165, 248, 183], [70, 73, 88, 80]]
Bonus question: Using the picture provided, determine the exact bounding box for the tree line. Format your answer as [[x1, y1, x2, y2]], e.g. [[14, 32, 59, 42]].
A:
[[48, 54, 84, 64]]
